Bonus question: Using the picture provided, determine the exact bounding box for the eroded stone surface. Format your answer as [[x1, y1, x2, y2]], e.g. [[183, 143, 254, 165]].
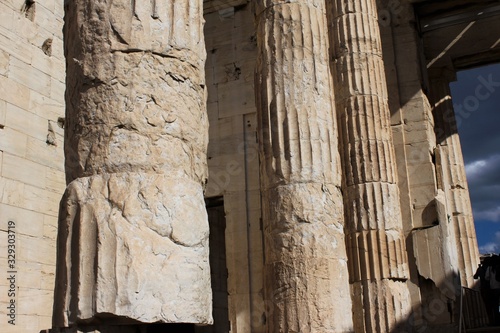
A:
[[53, 0, 211, 328], [0, 0, 488, 332], [255, 2, 353, 332], [53, 174, 211, 326], [429, 72, 480, 288], [327, 0, 412, 331]]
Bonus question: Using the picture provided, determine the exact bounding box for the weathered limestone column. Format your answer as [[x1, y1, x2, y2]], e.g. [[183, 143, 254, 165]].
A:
[[254, 1, 353, 332], [53, 0, 212, 329], [327, 1, 412, 332], [429, 69, 480, 288]]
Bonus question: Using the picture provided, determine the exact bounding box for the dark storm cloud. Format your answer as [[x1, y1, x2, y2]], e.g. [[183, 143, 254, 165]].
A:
[[455, 96, 500, 163], [450, 64, 500, 218], [465, 154, 500, 222], [451, 66, 500, 164], [466, 154, 500, 187], [450, 63, 500, 252]]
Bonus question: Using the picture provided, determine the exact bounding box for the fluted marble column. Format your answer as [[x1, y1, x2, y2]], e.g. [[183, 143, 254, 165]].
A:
[[429, 70, 480, 288], [53, 0, 212, 329], [327, 1, 412, 332], [254, 1, 353, 332]]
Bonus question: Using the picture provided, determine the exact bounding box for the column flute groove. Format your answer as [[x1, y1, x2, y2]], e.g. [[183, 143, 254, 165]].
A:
[[327, 0, 412, 331], [430, 73, 480, 287], [255, 1, 353, 332]]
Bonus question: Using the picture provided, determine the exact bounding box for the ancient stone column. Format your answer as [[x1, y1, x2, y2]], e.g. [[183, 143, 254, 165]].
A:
[[53, 0, 212, 329], [254, 1, 353, 332], [429, 69, 480, 288], [327, 1, 412, 332]]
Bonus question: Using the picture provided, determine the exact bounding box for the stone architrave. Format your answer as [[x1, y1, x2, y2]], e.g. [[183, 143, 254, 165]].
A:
[[254, 1, 354, 332], [327, 0, 412, 331], [53, 0, 212, 328], [429, 71, 480, 287]]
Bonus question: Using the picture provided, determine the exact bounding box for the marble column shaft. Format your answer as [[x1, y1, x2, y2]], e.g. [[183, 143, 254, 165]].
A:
[[327, 0, 412, 331], [53, 0, 212, 328], [429, 73, 480, 287], [254, 1, 353, 332]]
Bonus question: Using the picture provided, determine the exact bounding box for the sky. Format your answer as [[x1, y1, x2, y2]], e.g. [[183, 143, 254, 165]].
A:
[[449, 63, 500, 254]]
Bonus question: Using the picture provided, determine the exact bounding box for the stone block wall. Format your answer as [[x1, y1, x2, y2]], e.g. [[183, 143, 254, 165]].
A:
[[0, 0, 65, 332], [0, 0, 482, 332], [0, 2, 263, 331], [204, 4, 265, 332]]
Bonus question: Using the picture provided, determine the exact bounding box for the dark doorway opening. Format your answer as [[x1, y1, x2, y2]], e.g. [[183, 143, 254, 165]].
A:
[[196, 197, 230, 333]]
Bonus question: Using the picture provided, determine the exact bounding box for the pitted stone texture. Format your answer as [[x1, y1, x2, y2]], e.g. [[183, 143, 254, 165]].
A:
[[327, 0, 412, 331], [63, 0, 209, 185], [264, 184, 347, 263], [66, 0, 205, 71], [63, 51, 208, 184], [262, 184, 352, 333], [255, 1, 353, 332], [53, 173, 212, 326], [430, 75, 479, 287], [63, 0, 208, 184], [54, 0, 211, 328]]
